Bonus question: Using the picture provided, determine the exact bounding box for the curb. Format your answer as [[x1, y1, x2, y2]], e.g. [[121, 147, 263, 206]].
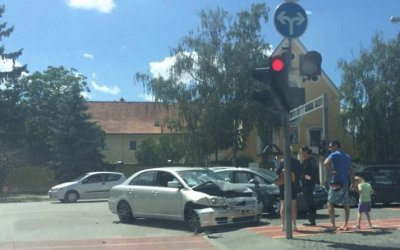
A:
[[0, 195, 49, 203]]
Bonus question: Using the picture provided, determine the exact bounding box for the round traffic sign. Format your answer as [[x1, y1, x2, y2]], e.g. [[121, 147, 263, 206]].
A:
[[274, 2, 308, 38]]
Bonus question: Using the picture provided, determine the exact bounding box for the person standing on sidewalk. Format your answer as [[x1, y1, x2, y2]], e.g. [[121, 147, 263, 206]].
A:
[[300, 146, 318, 226], [276, 154, 301, 231], [353, 176, 375, 229], [323, 140, 355, 232]]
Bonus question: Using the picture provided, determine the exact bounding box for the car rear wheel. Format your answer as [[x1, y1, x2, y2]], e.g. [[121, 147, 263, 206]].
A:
[[117, 201, 135, 223], [64, 191, 79, 203], [186, 207, 201, 234]]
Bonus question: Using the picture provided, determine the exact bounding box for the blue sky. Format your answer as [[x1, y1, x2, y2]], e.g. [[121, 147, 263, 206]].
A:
[[2, 0, 400, 101]]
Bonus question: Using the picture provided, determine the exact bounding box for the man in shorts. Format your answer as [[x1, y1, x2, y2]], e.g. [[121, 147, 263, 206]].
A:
[[323, 140, 355, 231]]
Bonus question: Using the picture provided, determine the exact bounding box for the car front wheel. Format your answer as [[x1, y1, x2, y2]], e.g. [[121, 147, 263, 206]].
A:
[[117, 201, 135, 223], [186, 207, 201, 233], [64, 191, 79, 203], [271, 198, 280, 215]]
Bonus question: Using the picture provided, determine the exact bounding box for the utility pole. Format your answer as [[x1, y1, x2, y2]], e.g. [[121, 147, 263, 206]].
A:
[[283, 38, 293, 237], [274, 1, 308, 238]]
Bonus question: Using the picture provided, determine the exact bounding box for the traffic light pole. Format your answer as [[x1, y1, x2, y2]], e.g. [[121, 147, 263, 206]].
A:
[[284, 38, 293, 239], [320, 93, 329, 187]]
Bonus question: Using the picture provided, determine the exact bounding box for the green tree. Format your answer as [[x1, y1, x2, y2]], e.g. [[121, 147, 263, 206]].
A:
[[135, 138, 161, 166], [339, 32, 400, 164], [136, 4, 272, 165], [21, 67, 105, 181], [158, 134, 186, 164], [0, 4, 27, 144], [135, 135, 185, 166], [0, 5, 28, 194]]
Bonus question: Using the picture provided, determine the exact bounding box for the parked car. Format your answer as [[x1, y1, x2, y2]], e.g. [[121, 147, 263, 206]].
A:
[[48, 172, 126, 203], [210, 167, 328, 214], [108, 167, 262, 233], [359, 165, 400, 183], [347, 171, 400, 207]]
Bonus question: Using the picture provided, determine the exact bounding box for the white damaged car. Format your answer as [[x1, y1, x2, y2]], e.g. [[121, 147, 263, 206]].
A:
[[108, 167, 262, 233]]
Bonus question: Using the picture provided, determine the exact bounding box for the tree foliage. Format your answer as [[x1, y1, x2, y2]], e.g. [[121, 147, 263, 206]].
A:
[[0, 5, 28, 193], [135, 4, 274, 165], [135, 135, 186, 166], [339, 32, 400, 164], [20, 67, 105, 181], [0, 5, 27, 145]]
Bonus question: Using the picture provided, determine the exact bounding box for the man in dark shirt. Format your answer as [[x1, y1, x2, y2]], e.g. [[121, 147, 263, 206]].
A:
[[300, 146, 318, 226]]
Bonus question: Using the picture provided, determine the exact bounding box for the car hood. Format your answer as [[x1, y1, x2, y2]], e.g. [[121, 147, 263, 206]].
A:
[[193, 181, 253, 198], [51, 182, 77, 189]]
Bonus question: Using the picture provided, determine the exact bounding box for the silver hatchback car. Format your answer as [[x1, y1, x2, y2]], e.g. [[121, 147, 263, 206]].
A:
[[48, 171, 126, 202], [108, 167, 262, 233]]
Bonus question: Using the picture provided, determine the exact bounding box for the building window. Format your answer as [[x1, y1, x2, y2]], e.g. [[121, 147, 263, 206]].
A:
[[129, 141, 137, 150], [309, 129, 322, 147]]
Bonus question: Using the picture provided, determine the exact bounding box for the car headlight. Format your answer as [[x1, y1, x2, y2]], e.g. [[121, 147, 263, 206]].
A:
[[51, 187, 63, 192], [209, 197, 226, 207]]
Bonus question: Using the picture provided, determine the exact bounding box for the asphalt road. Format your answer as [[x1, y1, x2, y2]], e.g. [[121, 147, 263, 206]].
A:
[[0, 201, 399, 250]]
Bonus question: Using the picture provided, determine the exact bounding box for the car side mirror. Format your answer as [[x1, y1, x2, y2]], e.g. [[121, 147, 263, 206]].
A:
[[167, 180, 183, 189]]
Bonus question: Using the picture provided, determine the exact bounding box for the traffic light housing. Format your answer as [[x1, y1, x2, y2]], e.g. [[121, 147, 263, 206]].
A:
[[300, 50, 322, 80], [252, 53, 304, 111], [252, 54, 290, 111]]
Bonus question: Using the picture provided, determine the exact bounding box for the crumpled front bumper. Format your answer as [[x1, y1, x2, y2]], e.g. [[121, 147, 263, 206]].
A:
[[194, 198, 262, 228]]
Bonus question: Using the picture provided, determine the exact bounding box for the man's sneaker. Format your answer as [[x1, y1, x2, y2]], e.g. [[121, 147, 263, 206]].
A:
[[303, 222, 316, 226]]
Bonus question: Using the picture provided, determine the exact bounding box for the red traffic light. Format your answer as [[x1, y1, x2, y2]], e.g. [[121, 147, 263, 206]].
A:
[[271, 56, 285, 72]]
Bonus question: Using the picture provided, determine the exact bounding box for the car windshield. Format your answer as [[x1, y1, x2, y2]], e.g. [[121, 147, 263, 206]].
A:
[[177, 169, 225, 188]]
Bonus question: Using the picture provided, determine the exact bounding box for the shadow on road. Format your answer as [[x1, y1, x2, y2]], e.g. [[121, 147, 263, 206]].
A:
[[262, 212, 333, 220], [293, 235, 397, 250], [112, 217, 270, 234], [51, 199, 108, 204]]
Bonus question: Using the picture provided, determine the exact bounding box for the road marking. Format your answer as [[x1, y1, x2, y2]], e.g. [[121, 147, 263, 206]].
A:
[[0, 236, 215, 250]]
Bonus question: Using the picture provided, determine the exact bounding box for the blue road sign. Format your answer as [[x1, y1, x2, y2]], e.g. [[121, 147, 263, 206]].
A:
[[274, 2, 307, 38]]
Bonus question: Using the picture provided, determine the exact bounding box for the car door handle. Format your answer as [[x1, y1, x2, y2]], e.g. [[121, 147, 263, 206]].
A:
[[102, 182, 106, 185], [152, 191, 159, 195]]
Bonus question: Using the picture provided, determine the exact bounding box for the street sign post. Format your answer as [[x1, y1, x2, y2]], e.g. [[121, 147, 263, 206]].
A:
[[273, 1, 308, 239]]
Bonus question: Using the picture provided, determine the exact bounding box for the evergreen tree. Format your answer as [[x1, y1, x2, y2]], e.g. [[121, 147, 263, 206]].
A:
[[22, 67, 105, 181], [0, 5, 28, 194], [0, 4, 27, 145]]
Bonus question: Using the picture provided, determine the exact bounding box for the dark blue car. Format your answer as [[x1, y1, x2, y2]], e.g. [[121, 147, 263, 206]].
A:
[[210, 167, 328, 215]]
